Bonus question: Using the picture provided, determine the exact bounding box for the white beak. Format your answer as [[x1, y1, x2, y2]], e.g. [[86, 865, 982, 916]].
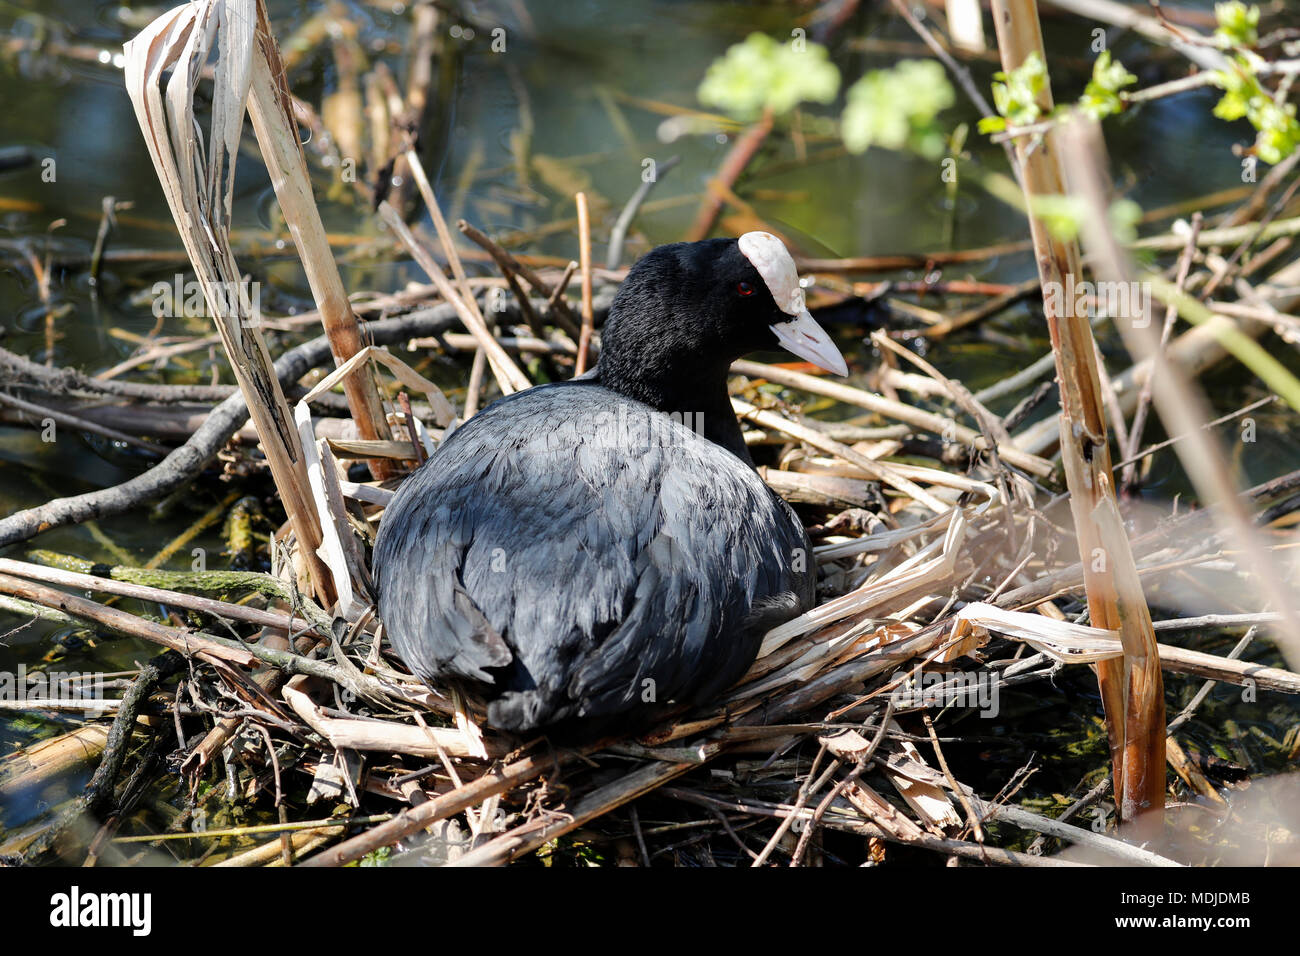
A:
[[769, 309, 849, 377]]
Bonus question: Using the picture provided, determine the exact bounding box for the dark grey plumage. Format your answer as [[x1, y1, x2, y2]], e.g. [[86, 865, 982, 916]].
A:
[[373, 235, 846, 736], [373, 382, 813, 733]]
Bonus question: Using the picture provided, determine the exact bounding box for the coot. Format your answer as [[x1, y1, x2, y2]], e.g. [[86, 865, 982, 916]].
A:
[[373, 232, 848, 734]]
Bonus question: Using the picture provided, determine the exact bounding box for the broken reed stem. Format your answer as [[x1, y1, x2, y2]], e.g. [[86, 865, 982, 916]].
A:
[[575, 191, 595, 375], [298, 748, 588, 866], [247, 0, 397, 481], [1060, 119, 1300, 675], [989, 0, 1164, 833], [1123, 211, 1202, 491], [122, 1, 335, 606], [377, 200, 530, 394]]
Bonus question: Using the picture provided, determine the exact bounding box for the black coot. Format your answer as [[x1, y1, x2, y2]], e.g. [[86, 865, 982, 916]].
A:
[[373, 232, 848, 734]]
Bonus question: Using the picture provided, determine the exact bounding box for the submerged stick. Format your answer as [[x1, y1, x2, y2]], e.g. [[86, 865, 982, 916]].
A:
[[0, 310, 457, 548], [0, 391, 172, 456]]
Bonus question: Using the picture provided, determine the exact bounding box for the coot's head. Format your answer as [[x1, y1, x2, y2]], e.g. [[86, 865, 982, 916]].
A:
[[597, 232, 848, 401]]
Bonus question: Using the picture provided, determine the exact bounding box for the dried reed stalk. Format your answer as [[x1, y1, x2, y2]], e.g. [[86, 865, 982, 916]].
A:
[[575, 191, 595, 374], [731, 360, 1054, 478], [989, 0, 1164, 832], [1058, 120, 1300, 673], [123, 0, 334, 603], [377, 201, 531, 394], [245, 0, 398, 480]]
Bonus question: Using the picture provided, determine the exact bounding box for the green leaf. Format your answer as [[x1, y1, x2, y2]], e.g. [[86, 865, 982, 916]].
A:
[[360, 846, 392, 866], [841, 59, 955, 157], [1210, 61, 1300, 164], [1214, 2, 1260, 49], [1254, 101, 1300, 164], [698, 32, 841, 120], [1108, 199, 1142, 244], [1078, 50, 1137, 120], [1031, 194, 1087, 241], [987, 52, 1047, 130]]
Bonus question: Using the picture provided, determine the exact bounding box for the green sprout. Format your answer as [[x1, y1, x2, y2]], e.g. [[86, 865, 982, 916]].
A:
[[1031, 194, 1088, 241], [1078, 50, 1137, 121], [1108, 199, 1142, 243], [1212, 62, 1300, 164], [979, 52, 1047, 134], [698, 32, 840, 120], [1214, 2, 1260, 49], [360, 846, 392, 866], [841, 59, 955, 158], [1031, 195, 1142, 243]]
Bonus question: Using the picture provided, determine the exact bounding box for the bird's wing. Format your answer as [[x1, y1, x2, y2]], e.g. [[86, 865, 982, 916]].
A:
[[373, 386, 810, 723]]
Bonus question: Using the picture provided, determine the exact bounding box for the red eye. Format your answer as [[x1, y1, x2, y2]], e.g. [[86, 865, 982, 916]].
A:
[[737, 281, 754, 296]]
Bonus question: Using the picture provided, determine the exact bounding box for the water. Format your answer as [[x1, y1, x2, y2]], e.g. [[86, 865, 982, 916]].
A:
[[1, 0, 1297, 856]]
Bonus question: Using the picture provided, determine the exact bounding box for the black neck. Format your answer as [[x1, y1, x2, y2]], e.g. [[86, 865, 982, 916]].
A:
[[593, 358, 753, 466]]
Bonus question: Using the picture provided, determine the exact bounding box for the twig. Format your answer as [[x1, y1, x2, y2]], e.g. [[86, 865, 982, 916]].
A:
[[448, 755, 703, 867], [298, 748, 586, 866], [0, 310, 461, 549], [606, 155, 680, 268], [575, 192, 595, 375], [789, 711, 893, 866], [888, 0, 1022, 180], [378, 199, 531, 394], [923, 711, 983, 843], [458, 220, 544, 336], [1123, 211, 1202, 492], [665, 787, 1089, 867], [1166, 626, 1258, 733], [1113, 395, 1276, 472], [731, 362, 1054, 479]]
